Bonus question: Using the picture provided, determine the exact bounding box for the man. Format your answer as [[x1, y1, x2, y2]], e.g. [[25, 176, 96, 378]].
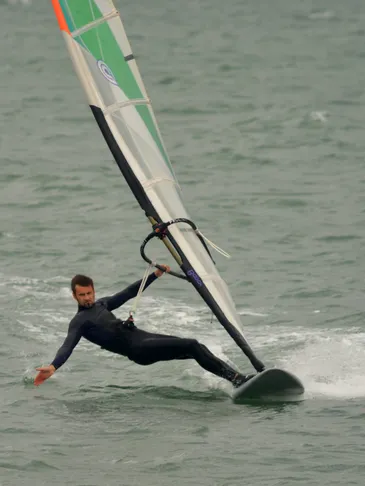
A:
[[34, 265, 255, 388]]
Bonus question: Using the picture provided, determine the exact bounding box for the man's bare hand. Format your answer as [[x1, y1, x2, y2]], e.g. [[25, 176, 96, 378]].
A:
[[154, 264, 171, 278], [34, 365, 55, 386]]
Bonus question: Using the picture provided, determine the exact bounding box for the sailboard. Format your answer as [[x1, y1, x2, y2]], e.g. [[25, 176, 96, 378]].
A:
[[232, 368, 304, 402], [50, 0, 301, 395]]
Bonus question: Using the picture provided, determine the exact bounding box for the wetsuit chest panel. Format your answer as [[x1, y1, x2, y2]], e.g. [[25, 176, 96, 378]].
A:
[[74, 301, 120, 347]]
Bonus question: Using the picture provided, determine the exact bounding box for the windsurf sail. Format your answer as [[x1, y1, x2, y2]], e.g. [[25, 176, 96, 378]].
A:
[[51, 0, 265, 372]]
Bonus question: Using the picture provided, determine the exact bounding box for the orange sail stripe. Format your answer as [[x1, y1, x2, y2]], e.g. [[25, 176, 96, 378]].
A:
[[51, 0, 70, 34]]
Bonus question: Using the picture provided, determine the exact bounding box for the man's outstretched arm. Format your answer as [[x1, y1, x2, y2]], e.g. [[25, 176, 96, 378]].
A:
[[103, 265, 170, 312], [34, 317, 83, 386]]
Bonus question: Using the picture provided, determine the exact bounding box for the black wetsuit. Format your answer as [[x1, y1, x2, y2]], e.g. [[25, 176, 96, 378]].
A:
[[51, 273, 241, 383]]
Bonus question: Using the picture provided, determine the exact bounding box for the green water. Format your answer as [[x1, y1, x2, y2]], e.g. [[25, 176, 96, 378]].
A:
[[1, 0, 365, 484]]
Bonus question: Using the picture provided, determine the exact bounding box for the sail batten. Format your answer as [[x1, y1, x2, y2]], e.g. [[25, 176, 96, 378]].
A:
[[103, 98, 151, 116], [142, 178, 178, 190], [51, 0, 264, 371], [71, 9, 119, 38]]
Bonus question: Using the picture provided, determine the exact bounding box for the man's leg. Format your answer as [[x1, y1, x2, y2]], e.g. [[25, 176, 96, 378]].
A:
[[127, 331, 254, 386]]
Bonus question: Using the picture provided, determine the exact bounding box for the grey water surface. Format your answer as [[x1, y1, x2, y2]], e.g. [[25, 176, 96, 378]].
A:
[[1, 0, 365, 485]]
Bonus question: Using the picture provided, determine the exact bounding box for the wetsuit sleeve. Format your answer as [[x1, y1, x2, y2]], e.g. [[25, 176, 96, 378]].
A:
[[102, 272, 158, 311], [51, 317, 84, 370]]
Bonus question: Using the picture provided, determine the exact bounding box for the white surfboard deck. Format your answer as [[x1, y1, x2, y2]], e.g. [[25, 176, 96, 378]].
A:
[[232, 368, 304, 402]]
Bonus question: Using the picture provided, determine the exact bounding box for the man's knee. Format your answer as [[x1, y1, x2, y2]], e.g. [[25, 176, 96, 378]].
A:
[[186, 338, 201, 353]]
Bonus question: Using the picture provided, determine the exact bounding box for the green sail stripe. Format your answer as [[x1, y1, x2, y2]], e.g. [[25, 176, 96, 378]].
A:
[[64, 0, 174, 175]]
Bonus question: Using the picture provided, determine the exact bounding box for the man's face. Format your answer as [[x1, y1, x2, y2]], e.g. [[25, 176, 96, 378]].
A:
[[73, 285, 95, 308]]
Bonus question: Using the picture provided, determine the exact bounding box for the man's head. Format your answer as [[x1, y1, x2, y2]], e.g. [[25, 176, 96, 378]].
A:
[[71, 274, 95, 308]]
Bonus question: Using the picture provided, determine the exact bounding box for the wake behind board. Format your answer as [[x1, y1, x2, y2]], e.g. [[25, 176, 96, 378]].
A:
[[232, 368, 304, 402]]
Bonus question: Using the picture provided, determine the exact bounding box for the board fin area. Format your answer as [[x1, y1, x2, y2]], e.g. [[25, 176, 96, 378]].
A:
[[232, 368, 304, 402]]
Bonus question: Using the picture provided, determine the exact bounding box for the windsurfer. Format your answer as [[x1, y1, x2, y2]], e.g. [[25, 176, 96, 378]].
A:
[[34, 265, 256, 388]]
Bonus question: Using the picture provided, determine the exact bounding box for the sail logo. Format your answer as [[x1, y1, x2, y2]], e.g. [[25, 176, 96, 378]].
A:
[[187, 269, 203, 287], [97, 60, 118, 86]]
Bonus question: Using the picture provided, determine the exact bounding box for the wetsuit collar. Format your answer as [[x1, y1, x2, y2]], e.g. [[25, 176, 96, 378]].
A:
[[77, 303, 95, 312]]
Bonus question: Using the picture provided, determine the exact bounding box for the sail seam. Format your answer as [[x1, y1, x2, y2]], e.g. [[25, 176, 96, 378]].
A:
[[71, 9, 119, 38]]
